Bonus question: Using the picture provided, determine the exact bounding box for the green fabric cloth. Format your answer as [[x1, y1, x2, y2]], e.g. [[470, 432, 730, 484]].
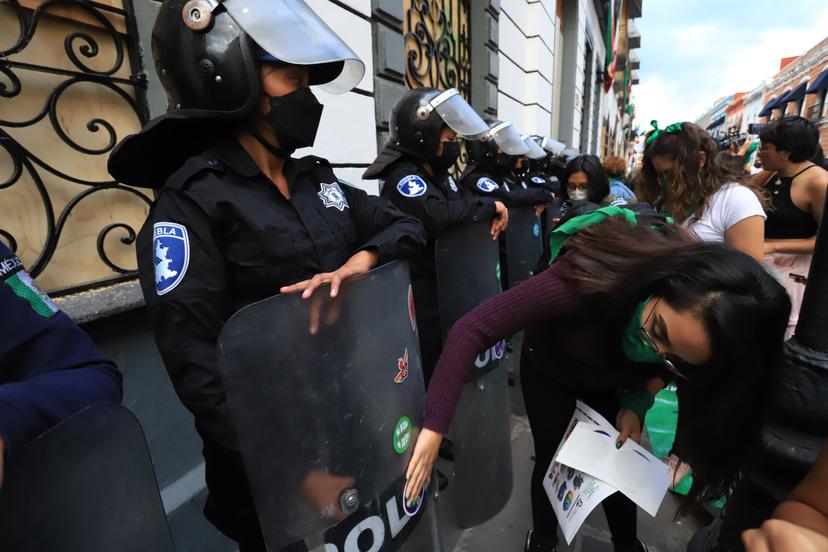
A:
[[548, 205, 639, 263], [617, 387, 656, 422]]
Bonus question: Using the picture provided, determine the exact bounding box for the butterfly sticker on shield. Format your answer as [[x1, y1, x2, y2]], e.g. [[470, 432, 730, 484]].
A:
[[153, 222, 190, 296]]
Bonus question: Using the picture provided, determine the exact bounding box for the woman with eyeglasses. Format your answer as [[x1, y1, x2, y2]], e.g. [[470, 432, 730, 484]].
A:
[[401, 215, 790, 552]]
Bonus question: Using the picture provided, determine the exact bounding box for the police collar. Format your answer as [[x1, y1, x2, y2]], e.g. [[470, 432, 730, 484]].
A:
[[210, 136, 325, 181]]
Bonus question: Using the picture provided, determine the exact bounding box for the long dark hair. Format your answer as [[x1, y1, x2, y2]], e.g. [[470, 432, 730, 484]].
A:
[[552, 218, 791, 508], [562, 154, 610, 203], [637, 122, 767, 221]]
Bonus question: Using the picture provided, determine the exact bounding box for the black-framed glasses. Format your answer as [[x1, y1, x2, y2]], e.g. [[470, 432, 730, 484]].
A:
[[640, 297, 690, 380]]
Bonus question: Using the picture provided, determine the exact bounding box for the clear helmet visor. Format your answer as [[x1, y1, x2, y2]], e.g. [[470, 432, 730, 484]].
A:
[[430, 89, 489, 139], [490, 122, 529, 155], [541, 137, 566, 156], [223, 0, 365, 94], [522, 135, 547, 159]]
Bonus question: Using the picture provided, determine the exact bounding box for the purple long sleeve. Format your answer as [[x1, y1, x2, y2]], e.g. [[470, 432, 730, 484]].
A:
[[424, 268, 580, 433]]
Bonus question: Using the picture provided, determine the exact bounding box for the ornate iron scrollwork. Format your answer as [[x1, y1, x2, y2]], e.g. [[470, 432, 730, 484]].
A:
[[404, 0, 471, 100], [0, 0, 149, 292]]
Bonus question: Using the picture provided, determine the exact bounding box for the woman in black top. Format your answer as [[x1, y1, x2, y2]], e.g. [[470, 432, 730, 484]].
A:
[[757, 116, 828, 337]]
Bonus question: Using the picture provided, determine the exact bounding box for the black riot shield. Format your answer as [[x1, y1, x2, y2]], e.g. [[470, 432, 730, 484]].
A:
[[217, 261, 442, 552], [435, 222, 514, 528], [0, 404, 174, 552], [502, 206, 543, 289]]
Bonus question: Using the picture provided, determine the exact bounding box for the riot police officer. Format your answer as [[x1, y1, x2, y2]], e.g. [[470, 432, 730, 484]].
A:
[[108, 1, 426, 550], [363, 88, 508, 383], [518, 135, 559, 194], [460, 121, 555, 207]]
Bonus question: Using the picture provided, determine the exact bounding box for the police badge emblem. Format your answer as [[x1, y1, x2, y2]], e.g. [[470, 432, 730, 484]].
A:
[[477, 177, 499, 193], [531, 176, 546, 184], [397, 175, 428, 198], [318, 182, 349, 211], [153, 222, 190, 296]]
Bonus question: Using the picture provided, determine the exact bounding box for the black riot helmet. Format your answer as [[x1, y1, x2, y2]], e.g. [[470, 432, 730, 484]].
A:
[[389, 88, 489, 158], [153, 0, 364, 117], [466, 120, 530, 168], [109, 0, 364, 187], [363, 88, 488, 178]]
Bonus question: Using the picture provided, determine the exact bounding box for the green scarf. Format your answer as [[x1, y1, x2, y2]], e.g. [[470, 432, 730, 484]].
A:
[[548, 205, 638, 263]]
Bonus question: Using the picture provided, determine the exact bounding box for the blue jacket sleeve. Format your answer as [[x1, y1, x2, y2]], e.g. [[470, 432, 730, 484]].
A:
[[0, 244, 122, 455]]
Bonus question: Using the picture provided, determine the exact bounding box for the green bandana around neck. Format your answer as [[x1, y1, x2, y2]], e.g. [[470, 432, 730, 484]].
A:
[[621, 296, 662, 364]]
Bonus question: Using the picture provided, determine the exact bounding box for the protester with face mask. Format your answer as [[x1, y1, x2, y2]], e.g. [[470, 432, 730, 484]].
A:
[[637, 121, 768, 262], [108, 2, 426, 550], [401, 214, 790, 552], [460, 121, 555, 207], [363, 88, 507, 385], [550, 155, 624, 227]]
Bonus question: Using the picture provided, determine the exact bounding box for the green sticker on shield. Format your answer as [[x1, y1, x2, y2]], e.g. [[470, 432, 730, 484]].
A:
[[495, 261, 501, 281], [393, 416, 412, 454]]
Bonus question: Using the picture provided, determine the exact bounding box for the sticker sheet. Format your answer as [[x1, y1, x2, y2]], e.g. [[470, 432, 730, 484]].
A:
[[542, 401, 618, 545], [554, 420, 671, 517]]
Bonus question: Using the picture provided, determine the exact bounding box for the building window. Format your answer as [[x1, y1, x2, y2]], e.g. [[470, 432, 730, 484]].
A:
[[404, 0, 472, 99], [0, 0, 149, 295], [810, 90, 828, 121]]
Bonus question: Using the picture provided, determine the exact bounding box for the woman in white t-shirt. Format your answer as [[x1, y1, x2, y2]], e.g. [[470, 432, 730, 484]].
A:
[[637, 121, 767, 261]]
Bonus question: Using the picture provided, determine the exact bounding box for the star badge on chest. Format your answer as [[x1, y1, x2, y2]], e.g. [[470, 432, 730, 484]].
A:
[[318, 181, 349, 211]]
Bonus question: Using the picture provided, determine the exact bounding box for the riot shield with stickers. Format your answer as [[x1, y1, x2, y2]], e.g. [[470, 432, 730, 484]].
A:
[[502, 206, 544, 289], [0, 404, 175, 552], [435, 222, 514, 528], [217, 261, 443, 552]]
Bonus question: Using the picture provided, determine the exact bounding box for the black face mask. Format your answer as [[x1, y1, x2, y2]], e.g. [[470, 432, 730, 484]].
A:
[[430, 142, 460, 172], [263, 87, 324, 157], [493, 152, 516, 175]]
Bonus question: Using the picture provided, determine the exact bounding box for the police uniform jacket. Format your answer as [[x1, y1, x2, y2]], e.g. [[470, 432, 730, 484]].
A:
[[136, 137, 427, 452], [459, 164, 552, 207], [0, 243, 122, 454], [524, 169, 560, 194], [379, 156, 496, 285]]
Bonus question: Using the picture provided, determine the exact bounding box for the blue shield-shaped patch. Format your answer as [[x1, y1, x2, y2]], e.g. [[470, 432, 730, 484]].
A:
[[153, 222, 190, 296], [476, 177, 499, 193]]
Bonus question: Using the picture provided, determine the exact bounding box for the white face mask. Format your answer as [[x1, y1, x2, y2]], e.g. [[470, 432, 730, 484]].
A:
[[568, 188, 588, 202]]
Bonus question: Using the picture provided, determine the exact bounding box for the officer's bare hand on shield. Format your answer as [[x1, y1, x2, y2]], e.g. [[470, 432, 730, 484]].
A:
[[280, 250, 380, 334], [404, 428, 442, 508], [280, 249, 379, 299], [491, 200, 509, 239]]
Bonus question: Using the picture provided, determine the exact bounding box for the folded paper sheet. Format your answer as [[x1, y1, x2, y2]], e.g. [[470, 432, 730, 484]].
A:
[[542, 401, 617, 545]]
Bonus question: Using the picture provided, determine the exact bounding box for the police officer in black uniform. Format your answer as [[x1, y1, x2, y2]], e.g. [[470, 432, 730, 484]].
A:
[[518, 135, 559, 194], [108, 1, 426, 550], [363, 87, 508, 383], [460, 121, 555, 208]]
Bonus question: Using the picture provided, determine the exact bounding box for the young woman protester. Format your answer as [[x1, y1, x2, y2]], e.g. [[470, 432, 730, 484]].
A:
[[551, 154, 627, 227], [402, 214, 790, 552], [755, 116, 828, 339], [637, 121, 768, 262]]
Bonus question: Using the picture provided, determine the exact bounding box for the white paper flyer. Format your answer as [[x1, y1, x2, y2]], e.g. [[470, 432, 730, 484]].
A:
[[542, 401, 618, 545]]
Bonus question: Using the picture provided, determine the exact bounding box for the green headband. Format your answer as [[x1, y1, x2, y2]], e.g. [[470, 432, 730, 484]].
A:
[[646, 120, 683, 145]]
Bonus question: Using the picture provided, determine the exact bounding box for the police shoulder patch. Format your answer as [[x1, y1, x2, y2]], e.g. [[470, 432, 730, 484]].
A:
[[153, 222, 190, 296], [531, 176, 546, 184], [396, 175, 428, 198], [318, 181, 349, 211], [476, 177, 499, 193]]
